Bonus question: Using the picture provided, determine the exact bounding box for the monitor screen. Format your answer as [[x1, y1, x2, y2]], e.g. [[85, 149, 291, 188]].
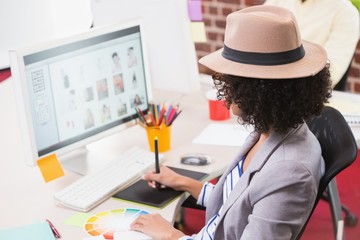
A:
[[10, 21, 152, 174]]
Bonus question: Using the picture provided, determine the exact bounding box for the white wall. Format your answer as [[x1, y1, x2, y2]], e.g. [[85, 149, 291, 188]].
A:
[[0, 0, 92, 69]]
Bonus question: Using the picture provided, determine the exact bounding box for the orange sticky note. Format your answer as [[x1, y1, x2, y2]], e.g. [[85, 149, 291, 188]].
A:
[[37, 154, 64, 183]]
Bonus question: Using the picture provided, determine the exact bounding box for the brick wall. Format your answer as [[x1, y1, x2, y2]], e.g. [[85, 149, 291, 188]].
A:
[[195, 0, 360, 93]]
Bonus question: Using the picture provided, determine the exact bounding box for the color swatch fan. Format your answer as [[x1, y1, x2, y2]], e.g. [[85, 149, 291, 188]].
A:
[[84, 208, 150, 239]]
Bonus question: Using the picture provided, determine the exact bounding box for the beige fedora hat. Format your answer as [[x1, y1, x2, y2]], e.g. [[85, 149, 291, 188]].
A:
[[199, 5, 327, 79]]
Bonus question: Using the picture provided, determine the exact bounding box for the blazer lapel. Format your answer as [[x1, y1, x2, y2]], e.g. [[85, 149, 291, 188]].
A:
[[206, 131, 259, 221], [215, 126, 301, 224]]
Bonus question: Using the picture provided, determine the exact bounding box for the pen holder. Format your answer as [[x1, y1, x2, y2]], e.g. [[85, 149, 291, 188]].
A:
[[145, 124, 172, 152]]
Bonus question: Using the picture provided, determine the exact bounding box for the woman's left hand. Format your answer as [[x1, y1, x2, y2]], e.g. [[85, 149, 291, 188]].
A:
[[130, 213, 185, 240]]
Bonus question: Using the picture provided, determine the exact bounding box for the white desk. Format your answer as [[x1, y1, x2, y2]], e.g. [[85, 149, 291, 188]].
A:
[[1, 76, 360, 239], [0, 77, 239, 239]]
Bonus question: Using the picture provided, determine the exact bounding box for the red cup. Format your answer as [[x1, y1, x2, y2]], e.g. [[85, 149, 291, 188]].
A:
[[207, 89, 230, 120]]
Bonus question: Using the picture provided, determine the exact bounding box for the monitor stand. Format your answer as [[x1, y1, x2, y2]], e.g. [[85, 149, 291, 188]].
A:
[[59, 147, 116, 175], [58, 121, 140, 175]]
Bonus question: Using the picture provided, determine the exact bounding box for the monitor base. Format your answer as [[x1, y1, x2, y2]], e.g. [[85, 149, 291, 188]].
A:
[[60, 147, 115, 175]]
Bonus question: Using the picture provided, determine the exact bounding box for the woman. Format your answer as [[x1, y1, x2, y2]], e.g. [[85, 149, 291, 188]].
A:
[[130, 5, 332, 240]]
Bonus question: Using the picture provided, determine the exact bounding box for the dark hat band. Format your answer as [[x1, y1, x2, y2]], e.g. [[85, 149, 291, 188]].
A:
[[222, 44, 305, 66]]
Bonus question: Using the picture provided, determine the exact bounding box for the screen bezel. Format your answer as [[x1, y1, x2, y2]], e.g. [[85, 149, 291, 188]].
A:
[[10, 20, 153, 166]]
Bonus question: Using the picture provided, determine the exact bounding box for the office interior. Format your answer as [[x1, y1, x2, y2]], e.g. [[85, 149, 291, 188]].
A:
[[0, 0, 360, 239]]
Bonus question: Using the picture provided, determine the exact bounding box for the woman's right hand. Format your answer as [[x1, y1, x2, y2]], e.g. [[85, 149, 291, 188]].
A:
[[142, 165, 204, 198], [142, 165, 184, 190]]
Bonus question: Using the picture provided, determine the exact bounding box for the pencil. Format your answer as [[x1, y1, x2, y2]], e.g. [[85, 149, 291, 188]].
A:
[[137, 107, 149, 126], [154, 103, 159, 123], [148, 111, 156, 126], [154, 136, 161, 189], [134, 107, 145, 124], [167, 107, 177, 125], [168, 109, 182, 126], [157, 105, 166, 126]]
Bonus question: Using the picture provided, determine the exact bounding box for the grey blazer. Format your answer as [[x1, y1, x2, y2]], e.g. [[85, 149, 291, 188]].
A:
[[206, 123, 324, 240]]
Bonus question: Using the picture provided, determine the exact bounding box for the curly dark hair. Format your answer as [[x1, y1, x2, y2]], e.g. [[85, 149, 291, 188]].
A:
[[213, 64, 332, 133]]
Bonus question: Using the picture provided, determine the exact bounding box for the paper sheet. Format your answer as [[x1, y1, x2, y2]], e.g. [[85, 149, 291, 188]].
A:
[[114, 231, 151, 239], [327, 98, 360, 116], [327, 91, 360, 116], [64, 212, 92, 228], [190, 22, 207, 43], [83, 236, 106, 240], [193, 123, 253, 147]]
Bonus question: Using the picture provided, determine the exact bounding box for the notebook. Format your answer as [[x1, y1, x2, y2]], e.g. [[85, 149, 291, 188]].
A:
[[113, 167, 208, 208], [0, 222, 56, 240]]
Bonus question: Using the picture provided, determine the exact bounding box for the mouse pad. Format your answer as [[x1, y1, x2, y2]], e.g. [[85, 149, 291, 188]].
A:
[[112, 167, 208, 208]]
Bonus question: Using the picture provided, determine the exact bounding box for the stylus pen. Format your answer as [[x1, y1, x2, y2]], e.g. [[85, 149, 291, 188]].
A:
[[154, 137, 161, 189]]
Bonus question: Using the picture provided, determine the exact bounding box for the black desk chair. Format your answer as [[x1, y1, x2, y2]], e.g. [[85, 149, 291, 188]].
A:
[[295, 106, 358, 239]]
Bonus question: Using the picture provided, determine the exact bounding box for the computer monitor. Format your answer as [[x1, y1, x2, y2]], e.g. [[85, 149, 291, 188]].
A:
[[9, 20, 152, 175]]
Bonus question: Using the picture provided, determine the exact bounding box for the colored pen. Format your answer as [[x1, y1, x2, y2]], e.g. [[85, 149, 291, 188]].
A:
[[46, 219, 61, 238], [154, 137, 161, 189], [168, 109, 182, 126]]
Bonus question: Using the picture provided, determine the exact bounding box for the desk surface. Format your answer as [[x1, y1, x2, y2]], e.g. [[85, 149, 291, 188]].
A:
[[1, 75, 360, 239], [0, 77, 240, 239]]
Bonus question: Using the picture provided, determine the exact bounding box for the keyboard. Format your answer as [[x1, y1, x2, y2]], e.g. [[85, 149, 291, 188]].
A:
[[54, 147, 162, 212]]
